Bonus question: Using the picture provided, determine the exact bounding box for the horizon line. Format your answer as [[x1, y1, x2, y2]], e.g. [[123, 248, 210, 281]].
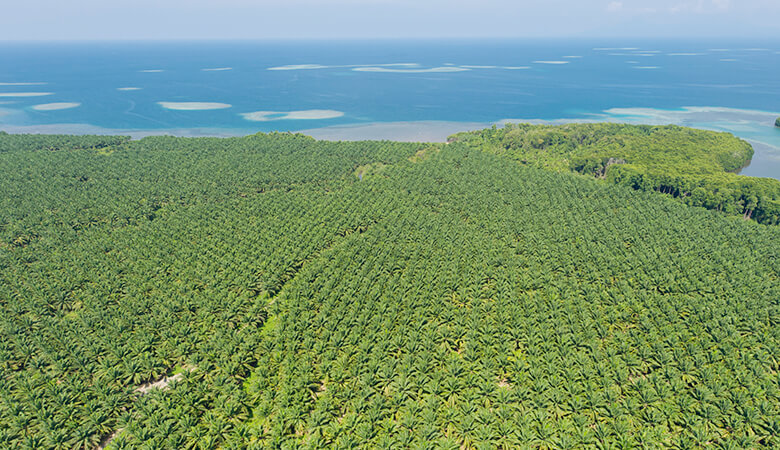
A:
[[2, 36, 780, 44]]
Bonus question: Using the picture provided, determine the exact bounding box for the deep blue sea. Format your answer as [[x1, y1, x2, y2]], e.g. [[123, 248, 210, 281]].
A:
[[1, 40, 778, 177]]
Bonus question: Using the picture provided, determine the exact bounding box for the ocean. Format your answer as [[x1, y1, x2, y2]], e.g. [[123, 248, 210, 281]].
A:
[[0, 40, 778, 178]]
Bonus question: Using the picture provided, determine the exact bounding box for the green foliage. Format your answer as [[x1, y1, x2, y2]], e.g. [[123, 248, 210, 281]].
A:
[[450, 123, 780, 224], [0, 132, 778, 448], [0, 132, 421, 448], [0, 133, 129, 153], [775, 117, 780, 128], [240, 146, 780, 448], [354, 162, 388, 180]]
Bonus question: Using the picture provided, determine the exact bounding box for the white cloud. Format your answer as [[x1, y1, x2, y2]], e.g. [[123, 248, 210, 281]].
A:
[[712, 0, 730, 10], [0, 0, 775, 40], [670, 0, 730, 14]]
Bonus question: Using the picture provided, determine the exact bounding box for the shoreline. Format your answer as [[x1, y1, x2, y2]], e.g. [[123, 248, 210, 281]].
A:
[[0, 122, 248, 139], [1, 106, 779, 179], [299, 120, 491, 142], [3, 105, 777, 138], [0, 120, 493, 142]]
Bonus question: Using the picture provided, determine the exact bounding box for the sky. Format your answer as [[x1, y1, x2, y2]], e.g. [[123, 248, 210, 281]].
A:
[[1, 0, 779, 41]]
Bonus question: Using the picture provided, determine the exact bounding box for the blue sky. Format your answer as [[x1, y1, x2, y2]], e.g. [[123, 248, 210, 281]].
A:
[[2, 0, 779, 40]]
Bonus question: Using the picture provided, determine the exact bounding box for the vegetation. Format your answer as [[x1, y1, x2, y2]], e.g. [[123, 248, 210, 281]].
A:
[[0, 132, 129, 154], [0, 131, 779, 448], [450, 123, 780, 224], [775, 117, 780, 128]]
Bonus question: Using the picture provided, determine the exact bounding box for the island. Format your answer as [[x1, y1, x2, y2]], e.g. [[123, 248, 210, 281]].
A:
[[0, 129, 778, 448]]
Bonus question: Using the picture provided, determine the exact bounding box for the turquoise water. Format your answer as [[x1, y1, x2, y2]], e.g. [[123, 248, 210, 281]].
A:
[[0, 40, 778, 177]]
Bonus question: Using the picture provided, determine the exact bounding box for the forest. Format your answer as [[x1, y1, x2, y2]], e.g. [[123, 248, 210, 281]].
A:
[[0, 130, 778, 448], [449, 124, 780, 224]]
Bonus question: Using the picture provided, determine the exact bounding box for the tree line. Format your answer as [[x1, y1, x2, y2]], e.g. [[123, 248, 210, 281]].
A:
[[449, 123, 780, 224]]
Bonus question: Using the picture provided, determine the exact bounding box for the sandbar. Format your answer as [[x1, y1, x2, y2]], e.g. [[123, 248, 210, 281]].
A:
[[268, 63, 422, 71], [268, 64, 329, 71], [158, 102, 232, 110], [242, 110, 344, 121], [0, 82, 47, 86], [32, 102, 81, 111], [352, 67, 468, 73], [0, 92, 53, 97], [118, 87, 142, 91], [603, 106, 780, 126]]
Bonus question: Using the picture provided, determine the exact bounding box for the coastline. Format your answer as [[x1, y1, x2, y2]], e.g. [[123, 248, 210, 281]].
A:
[[0, 120, 493, 142], [2, 106, 779, 179], [0, 122, 249, 139]]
